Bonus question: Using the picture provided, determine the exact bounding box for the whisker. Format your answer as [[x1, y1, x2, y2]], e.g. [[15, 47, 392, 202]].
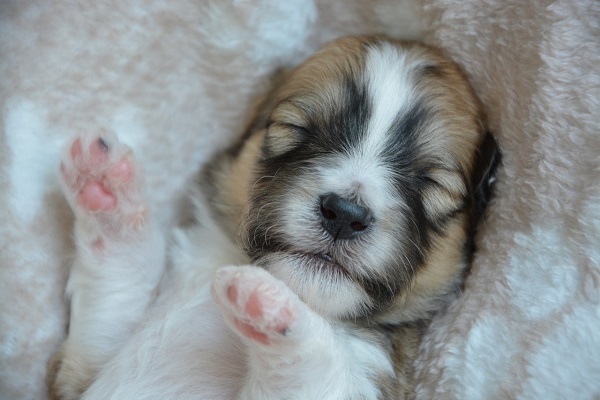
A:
[[251, 167, 281, 191]]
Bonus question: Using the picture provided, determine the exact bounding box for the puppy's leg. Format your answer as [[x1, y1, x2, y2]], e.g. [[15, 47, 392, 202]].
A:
[[51, 131, 165, 400], [212, 266, 395, 400]]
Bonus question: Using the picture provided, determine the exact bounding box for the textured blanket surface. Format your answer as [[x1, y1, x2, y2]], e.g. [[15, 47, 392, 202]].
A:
[[1, 1, 598, 399], [414, 1, 600, 398]]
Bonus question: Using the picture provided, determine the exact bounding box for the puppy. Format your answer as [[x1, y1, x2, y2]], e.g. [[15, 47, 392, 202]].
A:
[[50, 35, 499, 400]]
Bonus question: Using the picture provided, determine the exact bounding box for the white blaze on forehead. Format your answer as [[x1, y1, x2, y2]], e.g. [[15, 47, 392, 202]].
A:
[[309, 151, 394, 213], [362, 43, 415, 158]]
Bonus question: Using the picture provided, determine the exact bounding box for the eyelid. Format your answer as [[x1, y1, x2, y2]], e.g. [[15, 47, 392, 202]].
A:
[[270, 122, 311, 139], [424, 168, 467, 198]]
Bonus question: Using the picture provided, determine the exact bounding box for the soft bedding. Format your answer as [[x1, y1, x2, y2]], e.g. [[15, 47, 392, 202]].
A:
[[1, 1, 598, 398]]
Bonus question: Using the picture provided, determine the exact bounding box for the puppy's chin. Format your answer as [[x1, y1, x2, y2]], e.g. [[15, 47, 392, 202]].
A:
[[256, 252, 373, 319]]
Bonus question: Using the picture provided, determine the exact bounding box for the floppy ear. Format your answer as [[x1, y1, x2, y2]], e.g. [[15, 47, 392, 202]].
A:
[[226, 68, 294, 158], [471, 130, 501, 219], [244, 68, 294, 133]]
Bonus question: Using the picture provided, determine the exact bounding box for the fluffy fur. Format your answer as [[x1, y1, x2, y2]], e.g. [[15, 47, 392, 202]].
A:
[[49, 36, 498, 399], [2, 1, 598, 399], [414, 0, 600, 398], [0, 2, 420, 398]]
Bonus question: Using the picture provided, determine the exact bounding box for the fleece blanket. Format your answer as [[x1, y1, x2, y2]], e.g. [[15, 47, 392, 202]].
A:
[[0, 1, 598, 399]]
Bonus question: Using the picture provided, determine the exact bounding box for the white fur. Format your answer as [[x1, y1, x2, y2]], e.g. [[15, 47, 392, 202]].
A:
[[54, 41, 459, 399], [0, 2, 426, 398], [52, 34, 472, 396], [3, 0, 598, 399], [362, 44, 413, 157], [51, 128, 395, 399]]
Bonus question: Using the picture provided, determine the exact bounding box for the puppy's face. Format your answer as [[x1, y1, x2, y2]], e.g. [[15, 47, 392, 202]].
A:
[[239, 37, 498, 322]]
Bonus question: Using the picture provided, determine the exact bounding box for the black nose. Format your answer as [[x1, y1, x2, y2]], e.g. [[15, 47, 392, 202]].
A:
[[320, 193, 374, 240]]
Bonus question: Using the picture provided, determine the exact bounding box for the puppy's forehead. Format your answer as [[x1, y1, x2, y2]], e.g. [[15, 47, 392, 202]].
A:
[[273, 37, 483, 173], [362, 42, 419, 158]]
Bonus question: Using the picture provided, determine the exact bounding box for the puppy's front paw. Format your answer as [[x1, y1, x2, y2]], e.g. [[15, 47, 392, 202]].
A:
[[212, 266, 301, 345], [60, 130, 147, 238]]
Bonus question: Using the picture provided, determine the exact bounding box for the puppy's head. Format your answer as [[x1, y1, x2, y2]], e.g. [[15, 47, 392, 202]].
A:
[[231, 36, 499, 323]]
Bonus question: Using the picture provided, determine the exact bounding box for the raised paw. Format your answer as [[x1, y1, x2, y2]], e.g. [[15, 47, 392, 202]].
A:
[[212, 266, 302, 345], [59, 130, 147, 235]]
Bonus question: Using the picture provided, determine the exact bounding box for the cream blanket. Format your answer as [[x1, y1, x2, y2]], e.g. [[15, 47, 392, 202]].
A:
[[1, 1, 598, 398]]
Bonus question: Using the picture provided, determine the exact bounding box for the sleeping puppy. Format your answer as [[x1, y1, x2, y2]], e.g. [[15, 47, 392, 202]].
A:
[[50, 35, 499, 399]]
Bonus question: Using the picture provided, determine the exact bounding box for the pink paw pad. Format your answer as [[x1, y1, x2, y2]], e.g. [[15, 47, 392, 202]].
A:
[[213, 267, 296, 345], [77, 181, 116, 211], [60, 131, 145, 229]]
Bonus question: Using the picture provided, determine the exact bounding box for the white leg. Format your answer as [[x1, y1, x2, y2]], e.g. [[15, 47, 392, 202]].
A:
[[211, 266, 394, 400], [51, 130, 165, 399]]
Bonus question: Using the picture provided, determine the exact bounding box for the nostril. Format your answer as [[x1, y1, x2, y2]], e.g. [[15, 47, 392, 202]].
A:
[[321, 205, 336, 220], [350, 221, 367, 231]]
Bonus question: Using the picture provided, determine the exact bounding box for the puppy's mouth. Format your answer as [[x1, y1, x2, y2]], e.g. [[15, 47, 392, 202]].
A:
[[294, 252, 350, 277]]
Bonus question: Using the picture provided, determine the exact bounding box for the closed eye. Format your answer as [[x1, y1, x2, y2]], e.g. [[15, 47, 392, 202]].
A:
[[272, 122, 311, 141], [420, 175, 442, 188], [263, 121, 312, 158]]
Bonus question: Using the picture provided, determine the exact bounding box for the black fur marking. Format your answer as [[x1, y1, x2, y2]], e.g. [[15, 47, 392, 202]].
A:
[[270, 74, 371, 160], [462, 130, 501, 267], [383, 101, 432, 176], [360, 273, 407, 313], [383, 102, 435, 265], [472, 131, 501, 219]]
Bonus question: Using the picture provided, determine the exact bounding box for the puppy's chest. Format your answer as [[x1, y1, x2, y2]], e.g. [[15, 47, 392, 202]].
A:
[[355, 322, 422, 369]]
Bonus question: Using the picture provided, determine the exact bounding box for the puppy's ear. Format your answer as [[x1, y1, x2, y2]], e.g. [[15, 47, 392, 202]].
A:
[[245, 68, 294, 133], [471, 130, 501, 219], [228, 68, 294, 158]]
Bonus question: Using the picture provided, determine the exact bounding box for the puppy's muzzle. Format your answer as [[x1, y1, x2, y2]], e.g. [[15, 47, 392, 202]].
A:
[[320, 193, 373, 240]]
